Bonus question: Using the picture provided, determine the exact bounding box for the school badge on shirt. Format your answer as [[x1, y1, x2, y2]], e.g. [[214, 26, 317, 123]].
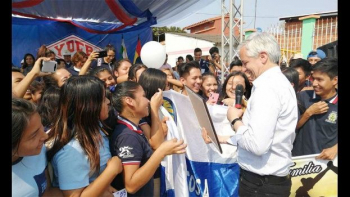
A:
[[325, 111, 337, 124], [119, 146, 134, 158]]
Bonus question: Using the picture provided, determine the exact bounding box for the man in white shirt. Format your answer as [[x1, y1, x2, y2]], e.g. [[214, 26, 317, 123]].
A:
[[203, 32, 298, 196], [229, 32, 298, 196]]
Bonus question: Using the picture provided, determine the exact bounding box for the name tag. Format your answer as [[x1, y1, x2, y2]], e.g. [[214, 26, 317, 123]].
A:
[[113, 189, 127, 197]]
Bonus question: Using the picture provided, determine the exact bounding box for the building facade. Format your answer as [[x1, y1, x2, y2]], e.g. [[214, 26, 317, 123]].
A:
[[266, 11, 337, 61], [183, 15, 240, 37]]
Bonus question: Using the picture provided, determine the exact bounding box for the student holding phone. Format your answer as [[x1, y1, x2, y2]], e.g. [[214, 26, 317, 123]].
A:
[[12, 57, 52, 99], [96, 51, 108, 58], [68, 51, 105, 76], [90, 44, 116, 71], [200, 72, 219, 104], [208, 47, 222, 77]]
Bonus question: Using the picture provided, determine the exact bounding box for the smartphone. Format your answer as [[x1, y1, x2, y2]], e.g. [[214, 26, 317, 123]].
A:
[[208, 92, 219, 103], [41, 60, 57, 73], [96, 50, 108, 58]]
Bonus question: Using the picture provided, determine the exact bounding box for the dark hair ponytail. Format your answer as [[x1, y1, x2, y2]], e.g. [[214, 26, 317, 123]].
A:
[[111, 81, 140, 113]]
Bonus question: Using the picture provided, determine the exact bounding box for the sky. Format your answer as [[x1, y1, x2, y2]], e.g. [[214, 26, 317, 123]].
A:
[[168, 0, 337, 32]]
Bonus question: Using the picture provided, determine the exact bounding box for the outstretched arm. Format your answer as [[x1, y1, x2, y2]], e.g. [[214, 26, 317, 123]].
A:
[[12, 57, 51, 98], [123, 139, 186, 194], [79, 52, 99, 75], [167, 78, 183, 88]]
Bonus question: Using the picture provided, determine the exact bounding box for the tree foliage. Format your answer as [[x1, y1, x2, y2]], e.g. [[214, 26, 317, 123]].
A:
[[152, 26, 186, 36], [152, 26, 186, 41]]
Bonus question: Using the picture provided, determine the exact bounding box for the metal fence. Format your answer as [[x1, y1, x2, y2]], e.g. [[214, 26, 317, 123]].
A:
[[265, 17, 338, 63]]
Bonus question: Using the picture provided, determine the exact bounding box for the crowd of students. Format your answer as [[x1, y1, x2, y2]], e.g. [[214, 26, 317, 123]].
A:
[[12, 34, 337, 196]]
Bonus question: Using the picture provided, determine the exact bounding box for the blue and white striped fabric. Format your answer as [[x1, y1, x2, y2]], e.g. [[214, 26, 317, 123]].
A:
[[160, 90, 240, 197]]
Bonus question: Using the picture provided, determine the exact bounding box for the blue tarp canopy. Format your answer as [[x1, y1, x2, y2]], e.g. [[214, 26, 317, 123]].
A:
[[12, 0, 213, 66], [12, 17, 153, 67]]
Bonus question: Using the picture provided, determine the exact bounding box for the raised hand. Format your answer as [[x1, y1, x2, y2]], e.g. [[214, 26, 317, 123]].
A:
[[316, 144, 337, 160], [150, 88, 163, 110], [33, 57, 52, 76], [88, 51, 99, 61], [159, 138, 187, 156], [307, 101, 329, 116]]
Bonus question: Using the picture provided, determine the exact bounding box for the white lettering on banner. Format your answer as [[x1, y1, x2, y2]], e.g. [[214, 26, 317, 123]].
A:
[[197, 179, 209, 197], [187, 170, 209, 196], [188, 172, 196, 193], [289, 161, 322, 177], [195, 179, 200, 195], [47, 35, 102, 58]]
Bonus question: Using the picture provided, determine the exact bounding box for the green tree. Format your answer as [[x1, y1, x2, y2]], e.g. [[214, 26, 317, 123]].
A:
[[152, 26, 186, 41]]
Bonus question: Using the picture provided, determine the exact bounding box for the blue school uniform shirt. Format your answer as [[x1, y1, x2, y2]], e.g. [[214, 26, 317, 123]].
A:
[[51, 129, 111, 190], [12, 145, 48, 197]]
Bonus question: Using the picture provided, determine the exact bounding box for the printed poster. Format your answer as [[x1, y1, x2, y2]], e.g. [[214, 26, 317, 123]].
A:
[[290, 154, 337, 197]]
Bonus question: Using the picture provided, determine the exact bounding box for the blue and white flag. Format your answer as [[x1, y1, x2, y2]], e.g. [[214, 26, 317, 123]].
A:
[[160, 90, 240, 197]]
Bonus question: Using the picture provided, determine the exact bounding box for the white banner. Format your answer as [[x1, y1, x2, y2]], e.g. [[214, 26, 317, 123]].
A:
[[160, 90, 240, 197]]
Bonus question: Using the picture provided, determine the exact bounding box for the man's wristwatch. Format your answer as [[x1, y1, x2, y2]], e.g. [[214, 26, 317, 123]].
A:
[[230, 118, 241, 127]]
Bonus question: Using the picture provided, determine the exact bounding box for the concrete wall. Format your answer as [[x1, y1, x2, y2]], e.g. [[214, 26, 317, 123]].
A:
[[165, 33, 215, 67]]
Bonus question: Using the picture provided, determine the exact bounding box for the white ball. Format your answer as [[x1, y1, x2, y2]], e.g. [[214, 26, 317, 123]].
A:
[[140, 41, 166, 68]]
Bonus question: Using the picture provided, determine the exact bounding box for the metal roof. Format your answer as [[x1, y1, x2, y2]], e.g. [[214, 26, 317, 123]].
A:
[[279, 11, 337, 21], [183, 14, 239, 30]]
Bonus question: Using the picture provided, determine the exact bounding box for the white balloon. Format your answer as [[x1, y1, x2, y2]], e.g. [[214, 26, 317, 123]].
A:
[[140, 41, 166, 69]]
